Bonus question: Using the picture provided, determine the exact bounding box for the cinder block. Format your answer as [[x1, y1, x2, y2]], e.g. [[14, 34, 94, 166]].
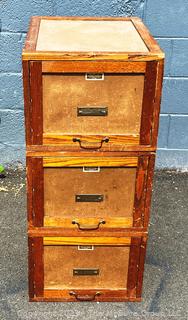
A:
[[0, 110, 25, 145], [144, 0, 188, 37], [0, 33, 25, 73], [55, 0, 145, 17], [0, 0, 53, 32], [170, 40, 188, 77], [157, 115, 170, 148], [0, 143, 25, 165], [161, 78, 188, 114], [156, 149, 188, 169], [0, 73, 23, 110], [168, 115, 188, 149], [156, 39, 173, 76]]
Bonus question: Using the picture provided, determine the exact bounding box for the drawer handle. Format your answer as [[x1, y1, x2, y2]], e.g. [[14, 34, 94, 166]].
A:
[[72, 137, 109, 149], [69, 291, 101, 301], [72, 219, 106, 230]]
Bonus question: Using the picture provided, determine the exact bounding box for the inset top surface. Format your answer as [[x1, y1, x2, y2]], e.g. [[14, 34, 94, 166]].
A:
[[36, 19, 148, 52], [23, 17, 164, 61]]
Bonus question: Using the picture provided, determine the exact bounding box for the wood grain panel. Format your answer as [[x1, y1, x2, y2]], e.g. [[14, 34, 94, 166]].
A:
[[32, 158, 44, 226], [137, 237, 147, 297], [29, 61, 43, 145], [22, 61, 32, 145], [140, 61, 158, 145], [43, 157, 138, 167], [42, 61, 146, 73], [26, 146, 156, 155], [127, 237, 141, 298], [43, 134, 139, 146], [143, 154, 156, 227], [35, 289, 141, 302], [44, 217, 133, 228], [28, 228, 148, 238], [151, 60, 164, 147], [43, 237, 131, 246], [133, 156, 148, 227]]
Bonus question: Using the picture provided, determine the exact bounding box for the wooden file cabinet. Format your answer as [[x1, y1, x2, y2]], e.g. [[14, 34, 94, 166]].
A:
[[23, 16, 164, 302]]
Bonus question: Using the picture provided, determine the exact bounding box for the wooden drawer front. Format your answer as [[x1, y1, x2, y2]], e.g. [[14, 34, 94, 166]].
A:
[[28, 236, 147, 302], [44, 167, 136, 228], [43, 73, 144, 145], [44, 245, 129, 290], [27, 155, 153, 229]]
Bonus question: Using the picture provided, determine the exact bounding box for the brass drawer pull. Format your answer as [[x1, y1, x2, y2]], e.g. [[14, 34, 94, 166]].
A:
[[72, 219, 106, 230], [72, 137, 109, 149], [69, 291, 101, 301]]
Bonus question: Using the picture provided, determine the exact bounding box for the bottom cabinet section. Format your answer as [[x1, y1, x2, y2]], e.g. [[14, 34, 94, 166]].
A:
[[28, 236, 147, 302]]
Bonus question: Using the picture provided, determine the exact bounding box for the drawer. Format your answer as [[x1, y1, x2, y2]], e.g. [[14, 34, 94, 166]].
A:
[[28, 236, 147, 302], [27, 154, 154, 229], [43, 73, 144, 145], [24, 60, 164, 150]]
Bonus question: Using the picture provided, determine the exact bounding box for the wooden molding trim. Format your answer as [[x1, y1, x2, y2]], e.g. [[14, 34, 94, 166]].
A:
[[43, 236, 131, 246], [43, 156, 138, 168], [42, 61, 146, 73]]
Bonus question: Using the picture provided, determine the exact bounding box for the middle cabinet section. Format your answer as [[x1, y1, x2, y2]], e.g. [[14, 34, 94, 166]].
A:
[[27, 154, 154, 230]]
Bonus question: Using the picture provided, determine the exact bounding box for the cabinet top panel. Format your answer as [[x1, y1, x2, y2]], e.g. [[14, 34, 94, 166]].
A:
[[22, 16, 164, 61]]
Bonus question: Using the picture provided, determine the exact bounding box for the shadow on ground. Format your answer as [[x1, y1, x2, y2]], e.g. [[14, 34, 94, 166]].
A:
[[0, 169, 187, 320]]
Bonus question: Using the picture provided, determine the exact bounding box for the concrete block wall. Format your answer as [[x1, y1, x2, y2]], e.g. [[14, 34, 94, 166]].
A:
[[0, 0, 188, 169]]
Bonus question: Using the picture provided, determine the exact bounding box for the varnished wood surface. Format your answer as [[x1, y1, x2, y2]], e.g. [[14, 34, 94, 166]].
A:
[[43, 236, 131, 246], [44, 217, 133, 228], [29, 61, 43, 145], [127, 237, 141, 298], [28, 228, 148, 237], [42, 61, 146, 73], [151, 60, 165, 147], [26, 146, 156, 155], [133, 156, 148, 227], [43, 156, 138, 167], [140, 61, 158, 145], [31, 289, 142, 302]]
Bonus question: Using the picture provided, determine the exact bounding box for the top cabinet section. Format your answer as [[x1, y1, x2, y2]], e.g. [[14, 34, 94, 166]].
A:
[[23, 17, 164, 151], [22, 16, 164, 61]]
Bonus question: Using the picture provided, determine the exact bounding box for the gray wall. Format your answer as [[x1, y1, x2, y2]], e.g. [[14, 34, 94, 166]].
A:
[[0, 0, 188, 169]]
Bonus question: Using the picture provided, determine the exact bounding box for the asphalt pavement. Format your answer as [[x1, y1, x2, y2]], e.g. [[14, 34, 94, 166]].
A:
[[0, 168, 187, 320]]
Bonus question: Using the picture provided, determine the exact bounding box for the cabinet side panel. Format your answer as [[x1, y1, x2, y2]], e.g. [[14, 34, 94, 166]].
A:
[[30, 61, 43, 144], [151, 60, 164, 147], [140, 61, 158, 145], [127, 237, 141, 298], [23, 61, 32, 145], [137, 237, 147, 298], [32, 158, 44, 226], [143, 154, 156, 227]]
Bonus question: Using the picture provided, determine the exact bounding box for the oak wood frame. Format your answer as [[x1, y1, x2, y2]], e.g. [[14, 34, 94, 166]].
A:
[[28, 235, 147, 302], [26, 153, 154, 230]]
